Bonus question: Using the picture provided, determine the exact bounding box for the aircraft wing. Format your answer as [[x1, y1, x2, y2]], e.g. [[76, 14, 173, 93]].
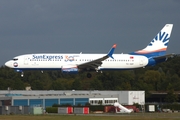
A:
[[78, 44, 116, 70]]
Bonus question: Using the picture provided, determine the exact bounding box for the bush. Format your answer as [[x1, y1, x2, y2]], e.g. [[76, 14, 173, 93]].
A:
[[89, 105, 104, 111], [161, 103, 180, 110], [85, 102, 91, 106], [46, 107, 58, 113], [52, 104, 60, 107]]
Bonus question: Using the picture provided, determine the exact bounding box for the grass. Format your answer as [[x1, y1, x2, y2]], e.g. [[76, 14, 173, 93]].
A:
[[0, 113, 180, 120]]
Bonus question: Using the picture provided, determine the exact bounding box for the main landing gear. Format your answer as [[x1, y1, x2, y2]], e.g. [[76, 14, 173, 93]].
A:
[[87, 73, 92, 78]]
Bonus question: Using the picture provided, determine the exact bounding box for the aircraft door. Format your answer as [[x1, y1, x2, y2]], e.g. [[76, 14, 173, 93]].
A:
[[24, 56, 29, 65]]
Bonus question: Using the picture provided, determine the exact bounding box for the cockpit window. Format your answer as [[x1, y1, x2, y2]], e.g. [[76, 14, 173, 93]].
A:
[[13, 58, 18, 61]]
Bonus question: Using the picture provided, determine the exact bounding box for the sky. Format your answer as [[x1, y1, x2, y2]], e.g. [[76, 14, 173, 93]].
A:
[[0, 0, 180, 66]]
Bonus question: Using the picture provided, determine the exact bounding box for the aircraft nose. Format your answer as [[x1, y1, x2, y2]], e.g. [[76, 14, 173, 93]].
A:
[[5, 61, 13, 68]]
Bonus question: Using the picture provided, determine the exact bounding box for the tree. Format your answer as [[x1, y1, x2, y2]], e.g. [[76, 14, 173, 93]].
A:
[[164, 84, 179, 103], [90, 79, 103, 90], [171, 74, 180, 91], [12, 78, 25, 90], [30, 80, 44, 90], [71, 79, 82, 90], [51, 80, 65, 90], [143, 70, 161, 91]]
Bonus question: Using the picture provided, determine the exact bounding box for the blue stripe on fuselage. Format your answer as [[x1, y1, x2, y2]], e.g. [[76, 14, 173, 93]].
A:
[[130, 51, 166, 58]]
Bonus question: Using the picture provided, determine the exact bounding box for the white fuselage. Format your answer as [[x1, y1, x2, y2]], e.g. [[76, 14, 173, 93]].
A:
[[5, 53, 149, 71]]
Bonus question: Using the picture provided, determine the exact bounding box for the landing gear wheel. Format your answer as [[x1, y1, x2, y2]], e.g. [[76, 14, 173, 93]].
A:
[[21, 72, 24, 77], [87, 73, 92, 78]]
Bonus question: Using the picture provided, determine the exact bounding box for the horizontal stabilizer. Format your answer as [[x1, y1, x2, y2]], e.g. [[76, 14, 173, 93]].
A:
[[153, 53, 175, 61]]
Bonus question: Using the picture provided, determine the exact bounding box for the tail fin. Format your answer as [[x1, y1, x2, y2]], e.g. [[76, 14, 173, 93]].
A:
[[130, 24, 173, 57]]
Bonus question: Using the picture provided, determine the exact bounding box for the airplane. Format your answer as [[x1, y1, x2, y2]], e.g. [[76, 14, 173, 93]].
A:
[[5, 24, 174, 78]]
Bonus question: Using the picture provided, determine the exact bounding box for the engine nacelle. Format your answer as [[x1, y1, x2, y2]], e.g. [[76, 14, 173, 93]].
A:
[[61, 65, 79, 74]]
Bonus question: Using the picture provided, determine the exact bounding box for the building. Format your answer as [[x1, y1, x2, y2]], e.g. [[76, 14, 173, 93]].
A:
[[0, 90, 145, 108]]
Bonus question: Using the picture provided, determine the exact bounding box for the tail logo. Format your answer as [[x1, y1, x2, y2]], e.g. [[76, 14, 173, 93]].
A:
[[131, 24, 173, 55], [148, 32, 169, 47], [135, 31, 170, 54]]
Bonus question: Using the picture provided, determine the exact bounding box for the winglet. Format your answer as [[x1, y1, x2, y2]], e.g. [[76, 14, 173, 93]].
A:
[[107, 44, 117, 59]]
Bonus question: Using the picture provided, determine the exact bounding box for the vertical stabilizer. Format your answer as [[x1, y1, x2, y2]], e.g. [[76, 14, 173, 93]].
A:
[[131, 24, 173, 57]]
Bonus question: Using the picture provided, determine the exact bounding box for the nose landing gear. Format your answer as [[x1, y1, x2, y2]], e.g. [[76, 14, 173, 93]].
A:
[[21, 72, 24, 77]]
